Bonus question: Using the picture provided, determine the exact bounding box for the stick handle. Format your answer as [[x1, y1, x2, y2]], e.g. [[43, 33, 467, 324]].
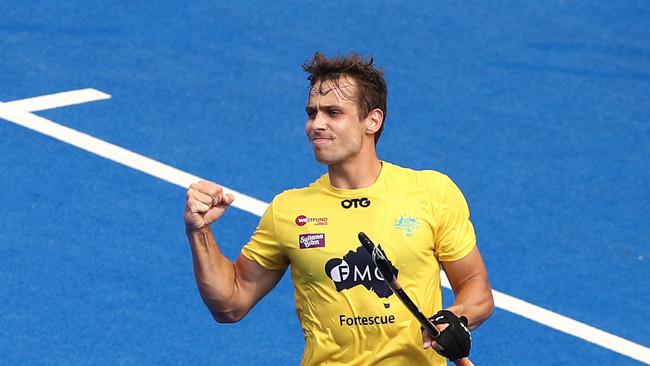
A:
[[392, 286, 440, 337]]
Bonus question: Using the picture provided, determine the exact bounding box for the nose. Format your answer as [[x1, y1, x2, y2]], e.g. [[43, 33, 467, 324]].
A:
[[311, 111, 327, 131]]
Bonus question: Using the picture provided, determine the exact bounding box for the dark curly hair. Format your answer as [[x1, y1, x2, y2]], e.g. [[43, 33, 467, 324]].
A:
[[302, 52, 387, 144]]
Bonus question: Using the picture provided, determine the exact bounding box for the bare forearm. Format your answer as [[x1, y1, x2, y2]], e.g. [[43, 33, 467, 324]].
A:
[[447, 275, 494, 330], [186, 226, 241, 321]]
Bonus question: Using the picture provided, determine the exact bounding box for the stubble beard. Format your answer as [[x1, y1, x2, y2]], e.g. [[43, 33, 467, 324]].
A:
[[312, 141, 363, 167], [312, 148, 339, 165]]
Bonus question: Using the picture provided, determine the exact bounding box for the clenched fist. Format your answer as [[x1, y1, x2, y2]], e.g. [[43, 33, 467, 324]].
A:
[[184, 180, 235, 230]]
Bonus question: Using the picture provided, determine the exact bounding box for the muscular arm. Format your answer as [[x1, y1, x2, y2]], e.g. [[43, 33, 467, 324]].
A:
[[441, 246, 494, 330], [187, 226, 286, 323], [184, 180, 286, 323]]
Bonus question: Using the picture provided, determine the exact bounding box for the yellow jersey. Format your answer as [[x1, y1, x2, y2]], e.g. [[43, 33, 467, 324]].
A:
[[241, 162, 476, 365]]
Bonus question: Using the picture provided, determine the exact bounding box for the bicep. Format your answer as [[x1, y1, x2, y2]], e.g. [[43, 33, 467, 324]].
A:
[[440, 246, 494, 328], [233, 254, 287, 311], [441, 246, 489, 294]]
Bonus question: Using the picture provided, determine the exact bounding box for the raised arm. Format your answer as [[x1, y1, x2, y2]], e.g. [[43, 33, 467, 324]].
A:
[[184, 181, 286, 323]]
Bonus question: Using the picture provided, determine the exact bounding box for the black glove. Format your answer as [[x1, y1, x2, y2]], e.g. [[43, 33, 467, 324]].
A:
[[428, 310, 472, 360]]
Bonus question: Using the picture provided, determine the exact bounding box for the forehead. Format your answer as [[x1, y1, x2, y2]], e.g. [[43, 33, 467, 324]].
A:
[[307, 77, 358, 106]]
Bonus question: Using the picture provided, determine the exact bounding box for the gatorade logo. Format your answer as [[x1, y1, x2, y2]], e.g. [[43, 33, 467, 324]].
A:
[[341, 198, 371, 209]]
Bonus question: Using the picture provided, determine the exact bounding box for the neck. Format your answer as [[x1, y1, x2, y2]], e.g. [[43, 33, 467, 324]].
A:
[[327, 152, 382, 190]]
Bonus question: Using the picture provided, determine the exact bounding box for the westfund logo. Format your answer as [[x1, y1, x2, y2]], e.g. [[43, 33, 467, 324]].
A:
[[295, 215, 328, 226], [341, 198, 371, 209]]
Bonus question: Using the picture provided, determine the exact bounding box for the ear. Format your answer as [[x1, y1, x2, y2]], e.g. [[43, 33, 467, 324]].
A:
[[364, 108, 384, 135]]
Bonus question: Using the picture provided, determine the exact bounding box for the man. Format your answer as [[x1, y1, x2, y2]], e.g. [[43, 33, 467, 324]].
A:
[[184, 53, 494, 365]]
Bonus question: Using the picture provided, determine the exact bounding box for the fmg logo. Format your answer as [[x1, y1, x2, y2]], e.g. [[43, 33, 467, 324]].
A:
[[324, 245, 397, 298]]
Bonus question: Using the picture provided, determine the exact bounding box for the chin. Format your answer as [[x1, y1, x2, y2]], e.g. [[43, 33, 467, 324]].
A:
[[313, 152, 338, 165], [314, 156, 333, 165]]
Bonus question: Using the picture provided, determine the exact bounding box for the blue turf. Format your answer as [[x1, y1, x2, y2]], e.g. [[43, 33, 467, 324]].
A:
[[1, 1, 649, 365]]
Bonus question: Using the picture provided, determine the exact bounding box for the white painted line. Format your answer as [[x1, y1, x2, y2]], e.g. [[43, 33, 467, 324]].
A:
[[493, 290, 650, 364], [3, 88, 111, 112], [441, 273, 650, 364], [0, 94, 268, 217], [1, 89, 648, 364]]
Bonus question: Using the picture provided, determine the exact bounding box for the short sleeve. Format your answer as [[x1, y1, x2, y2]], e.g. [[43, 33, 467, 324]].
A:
[[434, 175, 476, 262], [241, 199, 289, 270]]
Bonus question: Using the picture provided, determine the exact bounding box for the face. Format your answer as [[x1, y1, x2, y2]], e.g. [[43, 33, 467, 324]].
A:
[[304, 77, 370, 165]]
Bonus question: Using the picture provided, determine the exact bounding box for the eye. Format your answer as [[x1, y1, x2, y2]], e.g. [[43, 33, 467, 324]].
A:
[[328, 109, 341, 117], [305, 108, 316, 119]]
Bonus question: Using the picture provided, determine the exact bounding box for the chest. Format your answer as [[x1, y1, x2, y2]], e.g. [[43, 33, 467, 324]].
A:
[[276, 192, 440, 285]]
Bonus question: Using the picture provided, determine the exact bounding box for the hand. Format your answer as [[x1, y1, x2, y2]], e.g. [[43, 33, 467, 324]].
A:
[[423, 327, 474, 366], [422, 310, 472, 364], [422, 322, 448, 352], [184, 180, 235, 230]]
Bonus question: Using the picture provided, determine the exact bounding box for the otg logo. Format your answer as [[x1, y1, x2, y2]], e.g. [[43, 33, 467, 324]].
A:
[[341, 198, 371, 209]]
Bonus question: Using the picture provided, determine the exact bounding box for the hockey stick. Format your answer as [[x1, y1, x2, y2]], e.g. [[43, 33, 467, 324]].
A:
[[358, 232, 474, 366]]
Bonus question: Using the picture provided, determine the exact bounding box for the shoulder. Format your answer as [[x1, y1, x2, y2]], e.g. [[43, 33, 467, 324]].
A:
[[382, 162, 465, 208], [383, 161, 452, 190]]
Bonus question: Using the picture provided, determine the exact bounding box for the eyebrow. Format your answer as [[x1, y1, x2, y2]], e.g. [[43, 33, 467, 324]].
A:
[[305, 104, 343, 112]]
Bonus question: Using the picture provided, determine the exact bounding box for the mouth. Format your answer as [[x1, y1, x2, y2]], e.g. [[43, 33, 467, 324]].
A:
[[311, 137, 333, 146]]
